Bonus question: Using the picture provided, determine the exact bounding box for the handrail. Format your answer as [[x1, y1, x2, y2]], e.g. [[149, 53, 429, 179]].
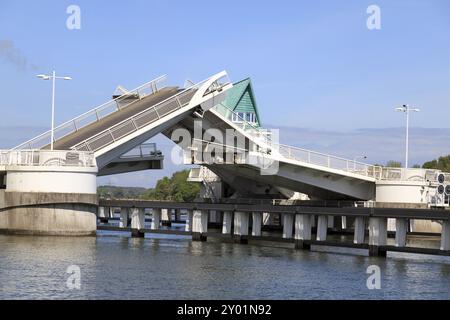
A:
[[0, 150, 96, 167], [13, 75, 167, 150], [72, 73, 230, 153]]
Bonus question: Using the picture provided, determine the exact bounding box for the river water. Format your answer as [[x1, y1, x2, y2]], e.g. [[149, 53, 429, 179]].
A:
[[0, 229, 449, 300]]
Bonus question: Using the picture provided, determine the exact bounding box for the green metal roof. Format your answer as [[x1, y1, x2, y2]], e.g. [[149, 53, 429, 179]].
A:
[[222, 78, 261, 127]]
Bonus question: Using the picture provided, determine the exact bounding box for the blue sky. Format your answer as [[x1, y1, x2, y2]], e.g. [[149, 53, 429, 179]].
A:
[[1, 0, 449, 187]]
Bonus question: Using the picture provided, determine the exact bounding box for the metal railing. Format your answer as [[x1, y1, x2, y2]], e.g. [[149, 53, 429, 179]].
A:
[[72, 74, 230, 153], [211, 103, 382, 179], [0, 150, 96, 167], [13, 75, 167, 150], [119, 143, 162, 159]]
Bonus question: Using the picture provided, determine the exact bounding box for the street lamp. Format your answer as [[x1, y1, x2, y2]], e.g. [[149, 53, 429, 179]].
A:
[[395, 104, 420, 169], [36, 71, 72, 150], [353, 155, 367, 171]]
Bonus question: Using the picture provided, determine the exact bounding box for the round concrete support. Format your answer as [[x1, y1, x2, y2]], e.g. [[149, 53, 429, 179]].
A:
[[185, 209, 194, 232], [222, 211, 232, 235], [151, 208, 161, 230], [251, 212, 262, 236], [192, 209, 208, 241], [295, 214, 312, 250], [233, 211, 249, 244], [282, 214, 294, 239]]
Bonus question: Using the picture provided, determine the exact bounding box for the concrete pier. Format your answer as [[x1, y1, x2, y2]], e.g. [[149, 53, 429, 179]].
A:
[[161, 208, 171, 227], [119, 208, 128, 228], [294, 214, 312, 250], [233, 211, 249, 244], [327, 216, 334, 229], [252, 212, 262, 236], [395, 218, 408, 247], [441, 221, 450, 251], [353, 217, 365, 244], [130, 207, 145, 237], [98, 206, 108, 223], [222, 211, 232, 235], [282, 214, 294, 239], [341, 216, 347, 230], [316, 215, 328, 241], [185, 209, 193, 232], [192, 209, 208, 241], [151, 208, 161, 230], [368, 217, 387, 257]]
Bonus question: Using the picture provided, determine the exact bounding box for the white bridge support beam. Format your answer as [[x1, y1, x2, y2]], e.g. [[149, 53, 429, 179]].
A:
[[252, 212, 262, 236], [233, 211, 249, 244], [341, 216, 347, 230], [283, 214, 294, 239], [119, 207, 128, 228], [316, 215, 328, 242], [130, 207, 145, 238], [161, 208, 171, 227], [395, 218, 408, 247], [440, 220, 450, 252], [222, 211, 233, 235], [369, 217, 388, 257], [192, 209, 208, 241], [151, 208, 161, 230], [354, 217, 365, 244], [294, 214, 312, 250], [185, 209, 193, 232]]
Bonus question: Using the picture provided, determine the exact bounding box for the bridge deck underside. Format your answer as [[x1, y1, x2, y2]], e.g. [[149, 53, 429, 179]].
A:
[[44, 87, 181, 151]]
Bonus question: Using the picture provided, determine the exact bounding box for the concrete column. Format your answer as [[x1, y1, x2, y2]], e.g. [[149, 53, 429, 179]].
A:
[[354, 217, 365, 244], [192, 209, 208, 241], [341, 216, 347, 230], [185, 209, 194, 232], [161, 208, 171, 227], [282, 214, 294, 239], [233, 211, 249, 244], [440, 220, 450, 251], [222, 211, 233, 235], [209, 210, 219, 223], [151, 208, 161, 230], [119, 207, 128, 228], [252, 212, 262, 236], [395, 218, 408, 247], [316, 215, 328, 241], [130, 208, 145, 238], [295, 214, 311, 250], [98, 206, 108, 223], [368, 217, 387, 257], [327, 216, 335, 229]]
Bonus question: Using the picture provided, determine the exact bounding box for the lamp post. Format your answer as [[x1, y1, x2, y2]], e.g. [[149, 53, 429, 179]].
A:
[[353, 155, 367, 171], [36, 71, 72, 150], [395, 104, 420, 169]]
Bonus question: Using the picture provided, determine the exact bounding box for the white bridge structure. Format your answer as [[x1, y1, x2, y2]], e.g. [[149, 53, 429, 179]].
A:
[[0, 71, 449, 236]]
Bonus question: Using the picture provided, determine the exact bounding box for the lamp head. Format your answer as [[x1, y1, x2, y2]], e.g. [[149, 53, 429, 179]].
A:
[[36, 74, 50, 80]]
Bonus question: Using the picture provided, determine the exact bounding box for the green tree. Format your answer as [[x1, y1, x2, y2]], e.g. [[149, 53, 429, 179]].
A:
[[386, 160, 402, 168], [422, 155, 450, 171]]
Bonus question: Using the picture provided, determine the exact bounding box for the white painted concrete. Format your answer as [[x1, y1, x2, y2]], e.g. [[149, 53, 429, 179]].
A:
[[185, 209, 193, 232], [327, 216, 334, 229], [395, 218, 408, 247], [341, 216, 347, 230], [193, 209, 208, 234], [354, 217, 365, 244], [316, 215, 327, 241], [440, 221, 450, 251], [161, 208, 170, 223], [252, 212, 262, 236], [131, 208, 145, 230], [369, 217, 387, 246], [119, 208, 128, 228], [233, 211, 249, 236], [295, 214, 312, 240], [98, 206, 106, 219], [151, 208, 161, 230], [222, 211, 232, 234], [282, 214, 294, 239]]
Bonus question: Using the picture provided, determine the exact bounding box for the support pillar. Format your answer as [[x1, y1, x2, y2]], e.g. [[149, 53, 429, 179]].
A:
[[440, 220, 450, 252], [192, 209, 208, 241], [252, 212, 262, 236], [295, 214, 311, 250], [222, 211, 233, 235], [369, 217, 387, 257], [354, 217, 365, 244], [151, 208, 161, 230], [185, 209, 193, 232], [130, 208, 145, 238], [341, 216, 347, 230], [119, 207, 128, 228], [327, 216, 335, 229], [316, 215, 327, 241], [161, 208, 171, 227], [98, 206, 108, 223], [395, 218, 408, 247], [233, 211, 249, 244], [282, 214, 294, 239]]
